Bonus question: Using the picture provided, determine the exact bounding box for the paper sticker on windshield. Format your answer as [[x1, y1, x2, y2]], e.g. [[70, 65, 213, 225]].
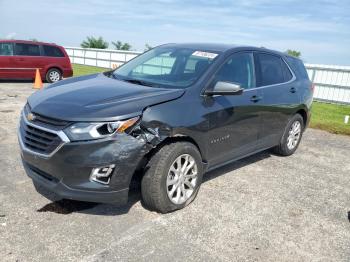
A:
[[192, 51, 218, 59]]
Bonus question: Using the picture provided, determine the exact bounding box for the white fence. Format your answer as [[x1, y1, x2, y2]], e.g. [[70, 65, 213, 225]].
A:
[[305, 64, 350, 104], [65, 47, 350, 105], [65, 47, 141, 69]]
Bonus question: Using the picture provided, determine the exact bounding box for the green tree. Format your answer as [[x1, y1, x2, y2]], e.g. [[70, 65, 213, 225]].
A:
[[81, 36, 108, 49], [112, 41, 132, 50], [286, 49, 301, 58], [144, 43, 153, 51], [29, 38, 38, 42]]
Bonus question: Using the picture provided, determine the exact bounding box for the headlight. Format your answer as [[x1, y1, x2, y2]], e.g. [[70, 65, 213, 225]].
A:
[[64, 116, 140, 141]]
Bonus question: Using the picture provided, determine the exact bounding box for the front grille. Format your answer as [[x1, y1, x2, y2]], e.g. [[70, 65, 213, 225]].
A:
[[19, 104, 70, 157], [20, 117, 63, 155]]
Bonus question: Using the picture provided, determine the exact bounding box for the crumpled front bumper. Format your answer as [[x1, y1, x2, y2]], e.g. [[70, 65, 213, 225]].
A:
[[20, 133, 149, 204]]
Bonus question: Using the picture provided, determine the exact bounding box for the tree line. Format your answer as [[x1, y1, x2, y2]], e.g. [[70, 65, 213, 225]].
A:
[[80, 36, 152, 51], [80, 36, 301, 58]]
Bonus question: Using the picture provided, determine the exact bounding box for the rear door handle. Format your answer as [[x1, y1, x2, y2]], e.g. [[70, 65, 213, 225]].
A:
[[290, 87, 297, 93], [250, 95, 262, 103]]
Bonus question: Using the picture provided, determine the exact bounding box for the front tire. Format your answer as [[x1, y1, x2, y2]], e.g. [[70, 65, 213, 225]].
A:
[[273, 114, 304, 156], [46, 68, 62, 83], [141, 142, 203, 213]]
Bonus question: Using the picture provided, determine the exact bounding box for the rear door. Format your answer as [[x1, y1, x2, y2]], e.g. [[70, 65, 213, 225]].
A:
[[13, 43, 45, 79], [0, 42, 17, 79], [255, 52, 299, 149], [203, 51, 263, 167]]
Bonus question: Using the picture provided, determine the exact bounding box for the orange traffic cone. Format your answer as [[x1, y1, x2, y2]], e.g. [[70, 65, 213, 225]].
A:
[[33, 69, 43, 89]]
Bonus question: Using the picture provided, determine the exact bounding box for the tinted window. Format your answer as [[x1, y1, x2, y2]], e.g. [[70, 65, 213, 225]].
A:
[[15, 43, 40, 56], [281, 60, 293, 81], [0, 43, 13, 56], [43, 45, 64, 57], [258, 53, 288, 86], [214, 52, 254, 89], [287, 57, 309, 80]]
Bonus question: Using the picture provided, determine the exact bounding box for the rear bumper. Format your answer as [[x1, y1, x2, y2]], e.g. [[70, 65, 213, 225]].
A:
[[62, 68, 73, 78]]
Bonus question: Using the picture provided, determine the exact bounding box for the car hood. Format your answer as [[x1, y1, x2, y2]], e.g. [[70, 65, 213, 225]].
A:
[[28, 73, 185, 122]]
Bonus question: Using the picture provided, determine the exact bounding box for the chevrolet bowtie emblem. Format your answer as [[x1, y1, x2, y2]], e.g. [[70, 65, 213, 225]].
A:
[[27, 113, 36, 121]]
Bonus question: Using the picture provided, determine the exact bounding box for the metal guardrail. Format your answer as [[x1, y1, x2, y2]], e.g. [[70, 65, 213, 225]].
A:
[[65, 47, 350, 105]]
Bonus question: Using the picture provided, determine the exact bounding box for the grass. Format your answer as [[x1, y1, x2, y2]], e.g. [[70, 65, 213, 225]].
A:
[[71, 64, 350, 136], [72, 64, 109, 77], [310, 101, 350, 136]]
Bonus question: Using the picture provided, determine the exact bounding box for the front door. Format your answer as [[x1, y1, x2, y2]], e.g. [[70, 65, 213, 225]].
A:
[[203, 52, 262, 168], [0, 42, 17, 79]]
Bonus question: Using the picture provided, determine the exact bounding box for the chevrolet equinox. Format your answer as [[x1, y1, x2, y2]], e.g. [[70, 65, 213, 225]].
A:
[[18, 43, 313, 213]]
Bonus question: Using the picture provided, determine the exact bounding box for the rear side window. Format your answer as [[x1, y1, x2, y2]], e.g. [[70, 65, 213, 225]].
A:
[[14, 43, 40, 56], [0, 43, 13, 56], [257, 53, 293, 86], [43, 45, 64, 57], [281, 60, 293, 81], [286, 57, 309, 80]]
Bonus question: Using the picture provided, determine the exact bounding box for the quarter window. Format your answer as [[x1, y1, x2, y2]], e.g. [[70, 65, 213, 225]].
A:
[[287, 57, 309, 80], [14, 43, 40, 56], [213, 52, 255, 89], [0, 43, 13, 56], [43, 45, 64, 57], [258, 53, 291, 86], [281, 60, 293, 81]]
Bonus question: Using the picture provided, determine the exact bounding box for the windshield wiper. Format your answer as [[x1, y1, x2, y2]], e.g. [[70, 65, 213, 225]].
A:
[[121, 77, 158, 87]]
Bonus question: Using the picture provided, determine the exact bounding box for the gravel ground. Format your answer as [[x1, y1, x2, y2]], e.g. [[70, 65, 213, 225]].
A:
[[0, 82, 349, 262]]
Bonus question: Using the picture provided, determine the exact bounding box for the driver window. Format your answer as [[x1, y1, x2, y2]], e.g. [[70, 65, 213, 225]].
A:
[[214, 52, 254, 89]]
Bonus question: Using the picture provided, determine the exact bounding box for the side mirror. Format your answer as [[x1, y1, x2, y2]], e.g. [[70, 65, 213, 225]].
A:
[[205, 81, 243, 96]]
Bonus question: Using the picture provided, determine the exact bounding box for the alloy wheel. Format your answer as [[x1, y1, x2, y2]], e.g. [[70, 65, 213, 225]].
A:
[[287, 120, 301, 150], [166, 154, 198, 205]]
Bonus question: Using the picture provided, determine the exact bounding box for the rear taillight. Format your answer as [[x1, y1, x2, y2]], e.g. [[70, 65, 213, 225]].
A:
[[310, 82, 315, 93]]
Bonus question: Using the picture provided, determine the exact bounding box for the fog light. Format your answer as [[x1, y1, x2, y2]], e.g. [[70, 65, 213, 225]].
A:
[[90, 164, 115, 185]]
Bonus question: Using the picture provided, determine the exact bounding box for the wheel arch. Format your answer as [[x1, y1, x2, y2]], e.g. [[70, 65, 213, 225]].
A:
[[295, 108, 308, 127], [129, 134, 207, 189], [46, 66, 63, 75]]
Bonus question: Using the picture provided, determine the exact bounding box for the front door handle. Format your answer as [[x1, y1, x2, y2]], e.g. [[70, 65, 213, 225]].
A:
[[250, 95, 262, 103], [290, 87, 297, 93]]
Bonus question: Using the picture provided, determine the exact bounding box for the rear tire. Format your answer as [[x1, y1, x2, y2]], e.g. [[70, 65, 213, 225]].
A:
[[141, 142, 203, 213], [273, 114, 304, 156], [46, 68, 62, 83]]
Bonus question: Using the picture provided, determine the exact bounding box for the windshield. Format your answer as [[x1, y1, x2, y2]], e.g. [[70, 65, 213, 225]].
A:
[[113, 47, 220, 88]]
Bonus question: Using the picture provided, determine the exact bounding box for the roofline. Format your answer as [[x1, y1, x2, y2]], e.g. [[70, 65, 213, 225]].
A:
[[0, 39, 61, 46], [154, 43, 301, 59]]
